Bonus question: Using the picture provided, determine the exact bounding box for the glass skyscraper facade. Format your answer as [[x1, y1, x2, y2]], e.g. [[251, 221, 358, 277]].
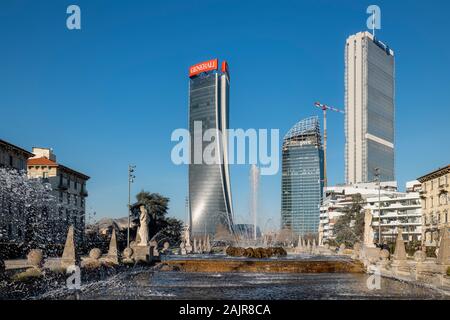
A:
[[345, 31, 395, 183], [188, 60, 234, 237], [281, 116, 324, 236]]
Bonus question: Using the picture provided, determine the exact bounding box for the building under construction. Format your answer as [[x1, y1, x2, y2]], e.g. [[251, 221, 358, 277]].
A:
[[281, 116, 324, 236]]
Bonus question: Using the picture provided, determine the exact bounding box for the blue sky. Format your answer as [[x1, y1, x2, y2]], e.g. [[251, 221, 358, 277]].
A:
[[1, 0, 449, 230]]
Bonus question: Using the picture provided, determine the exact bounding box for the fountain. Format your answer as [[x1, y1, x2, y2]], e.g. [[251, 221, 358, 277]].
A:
[[249, 164, 260, 242]]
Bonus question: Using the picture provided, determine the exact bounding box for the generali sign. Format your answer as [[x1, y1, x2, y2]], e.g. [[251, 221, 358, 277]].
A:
[[189, 59, 218, 77]]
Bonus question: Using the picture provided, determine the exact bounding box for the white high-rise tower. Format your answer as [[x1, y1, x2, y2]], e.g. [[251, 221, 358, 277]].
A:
[[345, 31, 395, 184]]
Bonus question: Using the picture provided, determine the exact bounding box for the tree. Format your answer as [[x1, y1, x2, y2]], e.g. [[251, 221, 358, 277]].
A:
[[334, 193, 364, 247]]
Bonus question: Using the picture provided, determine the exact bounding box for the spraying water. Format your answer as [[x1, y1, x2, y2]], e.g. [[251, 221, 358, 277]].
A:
[[249, 165, 260, 241]]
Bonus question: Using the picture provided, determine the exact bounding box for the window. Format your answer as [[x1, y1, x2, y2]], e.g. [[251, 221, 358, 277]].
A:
[[9, 155, 13, 167], [74, 180, 78, 190]]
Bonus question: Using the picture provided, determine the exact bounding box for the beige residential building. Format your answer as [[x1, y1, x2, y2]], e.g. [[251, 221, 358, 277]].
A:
[[0, 139, 34, 245], [27, 148, 90, 244], [418, 165, 450, 247]]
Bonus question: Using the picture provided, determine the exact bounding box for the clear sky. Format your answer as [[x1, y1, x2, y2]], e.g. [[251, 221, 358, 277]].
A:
[[1, 0, 449, 231]]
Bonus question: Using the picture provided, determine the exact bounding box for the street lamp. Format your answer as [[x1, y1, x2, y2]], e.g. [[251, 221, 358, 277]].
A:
[[374, 167, 382, 246], [127, 165, 136, 248]]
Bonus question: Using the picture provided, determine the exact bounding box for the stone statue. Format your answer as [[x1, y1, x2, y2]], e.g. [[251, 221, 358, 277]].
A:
[[184, 225, 193, 253], [180, 242, 186, 255], [184, 225, 191, 245], [137, 205, 150, 246], [364, 209, 375, 248]]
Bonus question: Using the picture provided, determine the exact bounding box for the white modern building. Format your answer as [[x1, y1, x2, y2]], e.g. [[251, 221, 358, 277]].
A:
[[345, 31, 395, 184], [320, 181, 422, 244], [319, 181, 398, 242]]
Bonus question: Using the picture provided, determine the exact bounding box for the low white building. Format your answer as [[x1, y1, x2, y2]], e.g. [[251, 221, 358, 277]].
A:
[[320, 181, 422, 244]]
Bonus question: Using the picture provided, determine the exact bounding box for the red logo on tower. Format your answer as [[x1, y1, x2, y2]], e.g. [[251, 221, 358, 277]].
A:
[[189, 59, 218, 77]]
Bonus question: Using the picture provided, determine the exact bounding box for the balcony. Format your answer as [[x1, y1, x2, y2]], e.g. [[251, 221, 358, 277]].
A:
[[80, 187, 88, 197], [57, 181, 69, 190]]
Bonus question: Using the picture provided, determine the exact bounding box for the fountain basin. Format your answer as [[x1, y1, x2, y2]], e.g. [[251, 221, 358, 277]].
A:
[[160, 257, 364, 273]]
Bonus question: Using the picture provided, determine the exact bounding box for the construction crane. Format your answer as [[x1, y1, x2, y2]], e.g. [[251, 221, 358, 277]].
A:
[[314, 101, 345, 188]]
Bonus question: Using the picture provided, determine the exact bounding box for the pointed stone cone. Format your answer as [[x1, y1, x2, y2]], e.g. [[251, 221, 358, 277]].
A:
[[206, 235, 211, 252], [201, 237, 206, 253], [312, 238, 316, 247], [107, 229, 119, 265], [297, 236, 302, 249], [394, 229, 407, 261], [193, 238, 197, 253], [307, 240, 311, 253], [437, 227, 450, 265], [301, 238, 305, 248], [61, 225, 77, 269]]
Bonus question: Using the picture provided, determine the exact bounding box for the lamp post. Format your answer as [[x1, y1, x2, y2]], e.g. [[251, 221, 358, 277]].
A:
[[374, 167, 382, 246], [127, 165, 136, 248]]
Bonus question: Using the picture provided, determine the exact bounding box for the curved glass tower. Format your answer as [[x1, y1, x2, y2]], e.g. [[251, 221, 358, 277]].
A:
[[281, 116, 324, 236], [188, 59, 234, 237]]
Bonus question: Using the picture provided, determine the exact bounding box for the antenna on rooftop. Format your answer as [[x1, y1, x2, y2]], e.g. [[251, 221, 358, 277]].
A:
[[366, 5, 381, 38]]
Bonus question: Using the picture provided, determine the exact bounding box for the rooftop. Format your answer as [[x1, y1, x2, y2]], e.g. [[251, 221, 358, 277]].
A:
[[417, 165, 450, 183], [0, 139, 34, 158], [28, 157, 90, 180]]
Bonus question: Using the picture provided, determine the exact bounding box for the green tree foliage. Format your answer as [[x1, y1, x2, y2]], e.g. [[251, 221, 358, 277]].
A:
[[334, 194, 364, 247]]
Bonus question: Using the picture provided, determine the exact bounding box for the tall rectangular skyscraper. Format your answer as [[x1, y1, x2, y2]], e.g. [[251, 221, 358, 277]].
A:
[[188, 59, 234, 237], [345, 31, 395, 184]]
